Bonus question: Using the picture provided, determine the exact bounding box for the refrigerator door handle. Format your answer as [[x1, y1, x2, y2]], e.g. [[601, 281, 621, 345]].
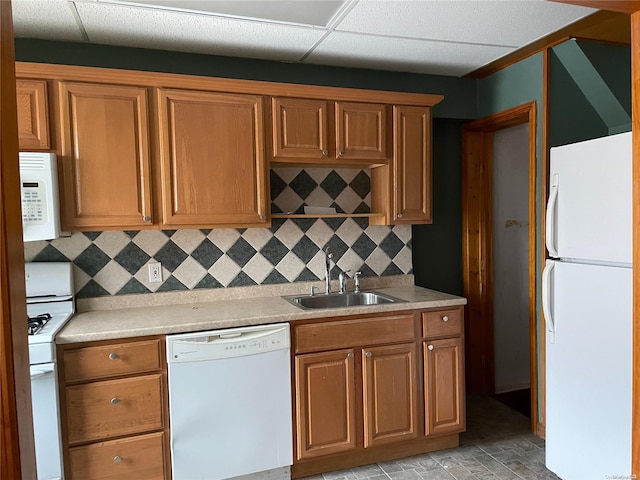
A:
[[542, 259, 555, 344], [545, 173, 559, 258]]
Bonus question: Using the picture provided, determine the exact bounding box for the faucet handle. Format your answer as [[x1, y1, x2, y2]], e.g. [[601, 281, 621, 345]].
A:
[[310, 286, 317, 296], [338, 270, 351, 293], [354, 271, 362, 293]]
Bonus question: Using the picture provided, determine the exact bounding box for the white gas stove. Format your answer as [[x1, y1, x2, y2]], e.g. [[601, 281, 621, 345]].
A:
[[25, 262, 75, 480]]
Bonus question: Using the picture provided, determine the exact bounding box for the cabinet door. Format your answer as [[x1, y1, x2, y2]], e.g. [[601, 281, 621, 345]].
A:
[[336, 102, 388, 163], [424, 338, 465, 436], [393, 105, 432, 224], [295, 349, 357, 460], [362, 343, 418, 447], [58, 82, 153, 229], [158, 89, 268, 226], [271, 97, 330, 161], [16, 79, 50, 150]]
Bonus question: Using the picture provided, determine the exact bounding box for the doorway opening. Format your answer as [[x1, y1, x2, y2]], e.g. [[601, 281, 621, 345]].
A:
[[461, 102, 538, 431]]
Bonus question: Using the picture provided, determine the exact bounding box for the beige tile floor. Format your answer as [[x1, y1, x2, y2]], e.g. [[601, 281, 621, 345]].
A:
[[299, 394, 561, 480]]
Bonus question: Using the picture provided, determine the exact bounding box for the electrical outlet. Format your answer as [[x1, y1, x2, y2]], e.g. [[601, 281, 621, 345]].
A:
[[148, 262, 162, 283]]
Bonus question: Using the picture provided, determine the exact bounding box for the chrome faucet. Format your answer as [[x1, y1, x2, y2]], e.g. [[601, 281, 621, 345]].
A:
[[324, 247, 333, 294], [338, 270, 351, 294]]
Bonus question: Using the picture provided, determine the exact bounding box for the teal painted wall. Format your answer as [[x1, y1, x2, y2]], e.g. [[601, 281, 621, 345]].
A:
[[412, 119, 466, 296], [550, 40, 631, 146], [14, 39, 476, 120]]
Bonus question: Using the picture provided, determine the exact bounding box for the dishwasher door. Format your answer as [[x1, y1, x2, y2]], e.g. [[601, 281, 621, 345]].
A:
[[166, 323, 292, 480]]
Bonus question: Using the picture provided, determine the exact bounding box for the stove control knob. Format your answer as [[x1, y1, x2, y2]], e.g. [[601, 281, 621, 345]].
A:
[[111, 397, 120, 405], [113, 456, 122, 463], [108, 353, 118, 360]]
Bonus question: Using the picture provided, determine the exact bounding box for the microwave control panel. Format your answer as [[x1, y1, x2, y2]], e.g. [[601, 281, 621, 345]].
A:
[[21, 181, 47, 226]]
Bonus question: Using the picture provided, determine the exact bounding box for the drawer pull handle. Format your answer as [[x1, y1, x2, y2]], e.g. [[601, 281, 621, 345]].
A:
[[347, 352, 354, 359], [427, 344, 434, 351], [442, 316, 449, 322], [108, 353, 118, 360], [365, 351, 372, 358], [113, 456, 122, 463], [111, 397, 120, 405]]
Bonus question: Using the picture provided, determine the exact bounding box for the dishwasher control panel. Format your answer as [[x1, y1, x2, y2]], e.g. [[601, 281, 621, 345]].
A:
[[167, 323, 290, 362]]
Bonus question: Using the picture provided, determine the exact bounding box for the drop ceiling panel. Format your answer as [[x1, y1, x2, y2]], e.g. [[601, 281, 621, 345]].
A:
[[306, 31, 514, 76], [336, 0, 596, 46], [75, 2, 325, 60], [13, 0, 87, 42], [103, 0, 347, 27]]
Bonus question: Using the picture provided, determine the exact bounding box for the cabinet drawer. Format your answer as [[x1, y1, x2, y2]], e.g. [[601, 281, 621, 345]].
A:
[[63, 339, 162, 382], [66, 374, 163, 445], [69, 432, 165, 480], [422, 309, 462, 339], [295, 314, 415, 353]]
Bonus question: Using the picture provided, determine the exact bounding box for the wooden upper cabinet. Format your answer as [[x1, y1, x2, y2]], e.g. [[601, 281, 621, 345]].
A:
[[362, 343, 418, 447], [336, 102, 388, 162], [58, 82, 153, 230], [271, 98, 389, 166], [393, 105, 432, 224], [16, 79, 50, 150], [157, 89, 268, 227], [271, 97, 330, 161]]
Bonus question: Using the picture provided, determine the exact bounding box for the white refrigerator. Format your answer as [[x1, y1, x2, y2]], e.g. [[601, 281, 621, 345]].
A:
[[543, 131, 632, 479]]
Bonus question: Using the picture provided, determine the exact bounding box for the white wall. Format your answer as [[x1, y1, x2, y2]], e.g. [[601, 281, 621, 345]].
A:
[[492, 123, 530, 393]]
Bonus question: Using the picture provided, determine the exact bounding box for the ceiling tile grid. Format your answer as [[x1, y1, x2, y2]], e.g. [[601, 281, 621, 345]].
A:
[[12, 0, 597, 77]]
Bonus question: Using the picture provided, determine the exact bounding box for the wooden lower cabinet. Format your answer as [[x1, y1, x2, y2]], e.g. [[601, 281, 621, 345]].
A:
[[363, 343, 418, 447], [68, 432, 165, 480], [59, 337, 170, 480], [295, 349, 357, 460], [292, 309, 465, 478]]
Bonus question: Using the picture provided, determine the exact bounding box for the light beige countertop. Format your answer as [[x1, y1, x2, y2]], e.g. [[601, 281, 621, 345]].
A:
[[58, 277, 466, 344]]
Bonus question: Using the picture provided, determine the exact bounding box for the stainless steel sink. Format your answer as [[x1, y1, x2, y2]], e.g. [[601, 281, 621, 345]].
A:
[[284, 291, 405, 310]]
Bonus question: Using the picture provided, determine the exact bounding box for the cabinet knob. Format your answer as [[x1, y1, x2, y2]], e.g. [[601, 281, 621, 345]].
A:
[[347, 352, 354, 359], [111, 397, 120, 405], [339, 150, 345, 157], [259, 214, 266, 221], [322, 149, 329, 157], [397, 213, 403, 219], [113, 456, 122, 464], [142, 215, 151, 222], [427, 344, 434, 351], [442, 316, 449, 322], [108, 353, 118, 360], [365, 351, 372, 358]]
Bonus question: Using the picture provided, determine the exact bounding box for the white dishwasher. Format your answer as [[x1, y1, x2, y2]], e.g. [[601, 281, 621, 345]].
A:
[[166, 323, 292, 480]]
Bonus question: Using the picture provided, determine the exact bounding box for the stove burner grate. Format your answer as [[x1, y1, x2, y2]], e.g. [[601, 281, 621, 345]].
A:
[[28, 313, 51, 336]]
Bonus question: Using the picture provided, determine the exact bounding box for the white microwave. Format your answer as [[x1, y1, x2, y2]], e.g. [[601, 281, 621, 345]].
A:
[[19, 152, 61, 242]]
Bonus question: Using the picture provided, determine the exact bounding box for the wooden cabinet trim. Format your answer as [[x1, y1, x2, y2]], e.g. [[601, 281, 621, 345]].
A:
[[17, 62, 444, 107]]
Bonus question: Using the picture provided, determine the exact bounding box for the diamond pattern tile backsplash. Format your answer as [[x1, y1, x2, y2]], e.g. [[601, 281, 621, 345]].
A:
[[24, 169, 411, 298]]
